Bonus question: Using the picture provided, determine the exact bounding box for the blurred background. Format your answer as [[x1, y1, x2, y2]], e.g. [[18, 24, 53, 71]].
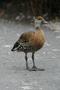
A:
[[0, 0, 60, 22]]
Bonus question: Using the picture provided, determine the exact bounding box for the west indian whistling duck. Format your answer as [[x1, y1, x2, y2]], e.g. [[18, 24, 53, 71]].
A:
[[11, 16, 47, 71]]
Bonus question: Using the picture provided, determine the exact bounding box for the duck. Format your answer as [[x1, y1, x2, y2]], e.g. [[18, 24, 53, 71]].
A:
[[11, 16, 47, 71]]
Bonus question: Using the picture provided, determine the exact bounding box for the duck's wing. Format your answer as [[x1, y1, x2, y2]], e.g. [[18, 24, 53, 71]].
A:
[[17, 32, 35, 52], [11, 32, 35, 52]]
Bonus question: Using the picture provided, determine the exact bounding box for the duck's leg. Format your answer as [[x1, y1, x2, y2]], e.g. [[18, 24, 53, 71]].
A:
[[31, 52, 38, 71], [30, 52, 45, 71], [32, 53, 36, 67], [25, 53, 29, 70]]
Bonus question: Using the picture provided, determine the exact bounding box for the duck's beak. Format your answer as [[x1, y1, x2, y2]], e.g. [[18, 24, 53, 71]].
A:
[[42, 19, 48, 24]]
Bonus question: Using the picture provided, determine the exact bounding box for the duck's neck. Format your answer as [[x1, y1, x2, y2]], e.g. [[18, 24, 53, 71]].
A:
[[35, 27, 42, 31], [34, 19, 42, 29]]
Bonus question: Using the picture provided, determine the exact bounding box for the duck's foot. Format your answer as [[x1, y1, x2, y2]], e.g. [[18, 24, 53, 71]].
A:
[[28, 66, 45, 71]]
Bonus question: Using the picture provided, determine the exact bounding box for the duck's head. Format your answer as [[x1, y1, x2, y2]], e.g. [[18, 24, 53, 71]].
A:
[[34, 16, 48, 28]]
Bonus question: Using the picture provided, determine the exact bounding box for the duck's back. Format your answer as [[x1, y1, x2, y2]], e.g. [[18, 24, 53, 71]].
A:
[[18, 31, 35, 43]]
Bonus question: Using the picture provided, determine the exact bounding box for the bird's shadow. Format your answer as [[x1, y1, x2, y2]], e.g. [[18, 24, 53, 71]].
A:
[[9, 65, 45, 73], [28, 68, 45, 71]]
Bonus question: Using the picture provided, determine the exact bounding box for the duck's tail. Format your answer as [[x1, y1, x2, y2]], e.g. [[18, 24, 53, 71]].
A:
[[11, 41, 20, 51]]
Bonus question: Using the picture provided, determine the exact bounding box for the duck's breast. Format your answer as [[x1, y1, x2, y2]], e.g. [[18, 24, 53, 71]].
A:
[[30, 30, 45, 50]]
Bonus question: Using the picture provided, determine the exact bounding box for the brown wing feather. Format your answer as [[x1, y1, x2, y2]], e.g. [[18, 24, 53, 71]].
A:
[[18, 31, 35, 43]]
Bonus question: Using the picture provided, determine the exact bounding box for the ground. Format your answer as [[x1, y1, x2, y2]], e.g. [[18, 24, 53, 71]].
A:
[[0, 20, 60, 90]]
